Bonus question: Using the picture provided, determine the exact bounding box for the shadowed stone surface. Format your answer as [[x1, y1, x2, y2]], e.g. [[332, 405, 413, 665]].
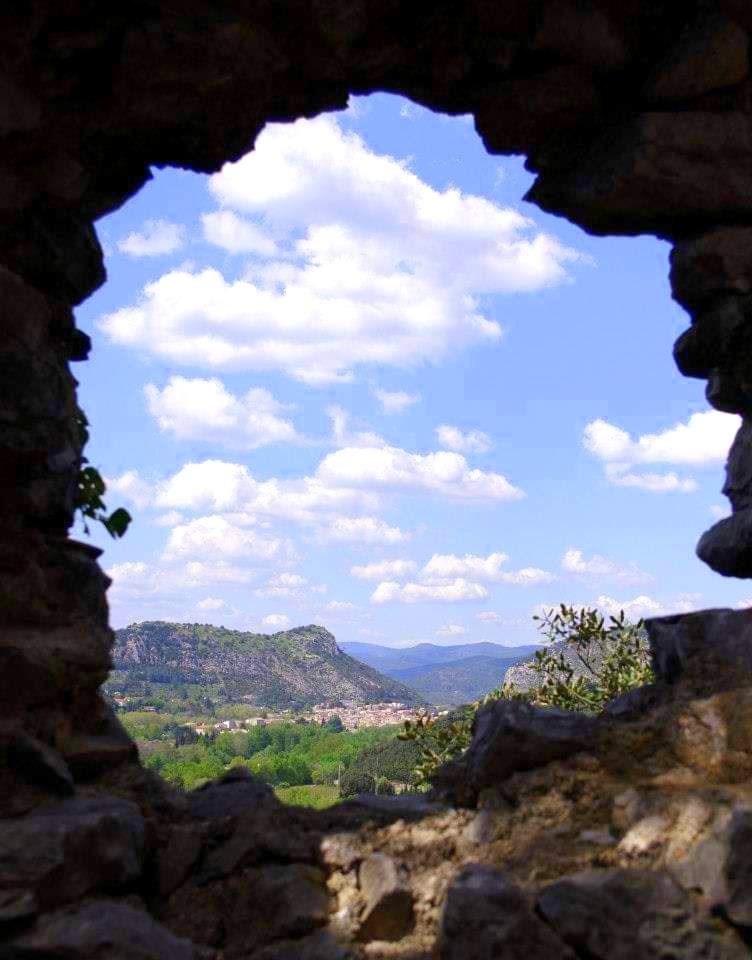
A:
[[5, 901, 214, 960], [433, 698, 598, 804], [537, 868, 749, 959], [3, 2, 752, 958], [440, 864, 573, 960]]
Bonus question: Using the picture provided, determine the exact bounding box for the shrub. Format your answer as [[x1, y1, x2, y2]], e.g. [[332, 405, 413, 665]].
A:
[[401, 605, 653, 785]]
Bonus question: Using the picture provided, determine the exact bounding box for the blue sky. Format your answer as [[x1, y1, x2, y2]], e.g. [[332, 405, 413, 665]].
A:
[[74, 93, 749, 647]]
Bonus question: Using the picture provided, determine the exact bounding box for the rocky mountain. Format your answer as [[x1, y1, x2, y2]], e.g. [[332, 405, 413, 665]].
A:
[[109, 621, 424, 708], [340, 640, 541, 673], [390, 654, 530, 707]]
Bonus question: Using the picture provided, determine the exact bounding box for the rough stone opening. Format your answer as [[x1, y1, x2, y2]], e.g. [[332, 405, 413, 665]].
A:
[[5, 2, 752, 957]]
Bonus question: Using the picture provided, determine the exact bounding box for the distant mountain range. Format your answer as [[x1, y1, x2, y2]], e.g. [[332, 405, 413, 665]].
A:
[[109, 622, 424, 709], [339, 640, 541, 706]]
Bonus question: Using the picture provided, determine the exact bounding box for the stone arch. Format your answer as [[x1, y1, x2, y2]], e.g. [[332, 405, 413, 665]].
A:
[[4, 2, 752, 956]]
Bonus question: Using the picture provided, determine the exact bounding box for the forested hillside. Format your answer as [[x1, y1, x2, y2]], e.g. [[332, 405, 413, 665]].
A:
[[109, 621, 423, 708]]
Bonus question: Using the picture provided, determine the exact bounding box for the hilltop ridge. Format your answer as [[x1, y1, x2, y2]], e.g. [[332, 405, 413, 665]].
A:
[[109, 621, 424, 709]]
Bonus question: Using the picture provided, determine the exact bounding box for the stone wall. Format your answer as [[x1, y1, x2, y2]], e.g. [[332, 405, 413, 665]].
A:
[[3, 1, 752, 956]]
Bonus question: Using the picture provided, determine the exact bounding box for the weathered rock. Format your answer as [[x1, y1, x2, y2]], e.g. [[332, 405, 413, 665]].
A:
[[433, 698, 598, 802], [0, 724, 73, 816], [647, 607, 752, 688], [538, 868, 749, 959], [699, 509, 752, 576], [461, 807, 512, 845], [187, 769, 276, 821], [673, 297, 752, 391], [671, 230, 752, 310], [356, 853, 413, 942], [245, 930, 348, 960], [644, 12, 749, 102], [5, 900, 214, 959], [531, 0, 630, 71], [0, 796, 145, 912], [528, 112, 752, 237], [440, 864, 573, 959], [156, 825, 205, 898], [62, 701, 138, 778], [671, 807, 752, 926], [221, 865, 330, 957]]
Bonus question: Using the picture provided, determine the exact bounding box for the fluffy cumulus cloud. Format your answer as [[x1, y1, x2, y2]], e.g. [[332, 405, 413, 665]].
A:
[[106, 558, 259, 604], [583, 410, 740, 492], [421, 552, 554, 585], [196, 597, 227, 611], [262, 614, 291, 629], [117, 219, 186, 257], [373, 388, 420, 415], [561, 548, 651, 585], [145, 376, 300, 450], [100, 115, 582, 385], [161, 515, 296, 563], [371, 578, 488, 604], [476, 611, 503, 623], [350, 558, 417, 580], [437, 623, 466, 636], [105, 470, 152, 510], [200, 211, 279, 256], [254, 573, 326, 599], [436, 425, 492, 454], [321, 516, 409, 544], [317, 446, 523, 500], [155, 460, 376, 522]]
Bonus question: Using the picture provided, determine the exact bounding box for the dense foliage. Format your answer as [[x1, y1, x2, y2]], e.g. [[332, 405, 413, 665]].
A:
[[338, 736, 420, 796], [401, 605, 654, 784], [124, 711, 401, 791]]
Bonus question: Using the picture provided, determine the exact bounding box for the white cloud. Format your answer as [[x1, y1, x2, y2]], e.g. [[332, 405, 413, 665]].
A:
[[106, 558, 257, 603], [736, 599, 752, 609], [606, 469, 697, 493], [101, 115, 582, 385], [325, 600, 356, 612], [436, 425, 492, 454], [350, 558, 417, 580], [536, 593, 697, 622], [201, 211, 278, 256], [373, 388, 420, 415], [584, 410, 740, 492], [322, 516, 409, 544], [152, 511, 184, 527], [254, 572, 326, 599], [196, 597, 227, 611], [328, 406, 385, 448], [501, 567, 556, 586], [161, 515, 295, 563], [710, 503, 731, 520], [156, 460, 376, 523], [476, 611, 503, 623], [437, 623, 466, 636], [421, 552, 553, 586], [145, 376, 299, 450], [561, 548, 651, 586], [262, 613, 290, 629], [106, 471, 152, 511], [117, 219, 186, 257], [594, 594, 667, 619], [317, 445, 523, 500], [422, 552, 508, 581], [371, 578, 488, 604]]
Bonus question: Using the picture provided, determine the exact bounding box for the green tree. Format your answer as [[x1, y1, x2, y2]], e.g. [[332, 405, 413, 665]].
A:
[[401, 605, 653, 785]]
